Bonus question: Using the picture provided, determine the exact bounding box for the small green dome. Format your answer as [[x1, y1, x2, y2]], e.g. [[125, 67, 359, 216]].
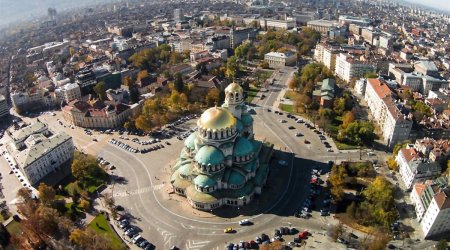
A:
[[178, 162, 193, 177], [184, 132, 197, 149], [241, 113, 253, 126], [233, 137, 254, 157], [194, 174, 217, 187], [228, 170, 246, 186], [195, 145, 224, 165], [236, 119, 244, 132]]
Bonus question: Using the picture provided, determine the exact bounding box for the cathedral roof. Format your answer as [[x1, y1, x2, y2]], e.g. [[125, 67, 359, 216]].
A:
[[225, 81, 243, 93], [195, 145, 224, 165], [198, 107, 236, 130], [233, 137, 254, 157], [241, 113, 253, 126], [194, 174, 217, 187], [184, 132, 197, 149]]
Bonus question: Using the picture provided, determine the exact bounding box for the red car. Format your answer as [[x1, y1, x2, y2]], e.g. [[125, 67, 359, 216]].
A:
[[304, 140, 310, 144], [299, 229, 309, 239]]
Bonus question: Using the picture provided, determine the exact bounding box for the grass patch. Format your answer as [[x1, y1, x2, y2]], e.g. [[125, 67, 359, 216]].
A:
[[285, 90, 300, 100], [279, 104, 303, 116], [6, 220, 21, 236], [333, 139, 360, 150], [245, 85, 261, 103], [88, 214, 125, 250]]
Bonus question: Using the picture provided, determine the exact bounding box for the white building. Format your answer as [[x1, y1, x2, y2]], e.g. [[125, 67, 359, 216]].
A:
[[0, 94, 8, 118], [335, 53, 375, 82], [410, 177, 450, 238], [264, 51, 296, 68], [396, 148, 441, 189], [261, 18, 296, 30], [354, 78, 367, 96], [364, 78, 412, 149], [55, 83, 81, 104], [5, 121, 74, 185], [307, 20, 339, 34]]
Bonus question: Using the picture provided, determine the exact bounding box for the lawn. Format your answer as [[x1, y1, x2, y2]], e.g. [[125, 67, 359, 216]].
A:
[[88, 214, 125, 250], [284, 90, 300, 100], [279, 104, 302, 116], [6, 220, 21, 236], [245, 85, 261, 103], [333, 139, 360, 150]]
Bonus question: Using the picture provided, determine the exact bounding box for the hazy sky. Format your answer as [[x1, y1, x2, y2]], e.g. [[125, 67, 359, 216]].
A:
[[405, 0, 450, 12]]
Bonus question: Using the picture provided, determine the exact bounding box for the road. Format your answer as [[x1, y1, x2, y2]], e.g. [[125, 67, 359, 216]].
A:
[[0, 66, 386, 250]]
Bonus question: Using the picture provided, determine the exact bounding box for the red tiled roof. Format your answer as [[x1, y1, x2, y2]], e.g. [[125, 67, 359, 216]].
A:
[[434, 190, 450, 210], [400, 148, 418, 162]]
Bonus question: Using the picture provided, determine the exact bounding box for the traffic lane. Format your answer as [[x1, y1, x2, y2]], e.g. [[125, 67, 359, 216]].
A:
[[100, 145, 183, 248]]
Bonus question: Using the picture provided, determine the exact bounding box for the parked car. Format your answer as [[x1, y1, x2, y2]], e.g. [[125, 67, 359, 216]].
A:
[[239, 219, 251, 225], [224, 227, 234, 233]]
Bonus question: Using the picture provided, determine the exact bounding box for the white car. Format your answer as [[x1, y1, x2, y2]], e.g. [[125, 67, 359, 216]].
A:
[[239, 219, 250, 225], [279, 120, 287, 123]]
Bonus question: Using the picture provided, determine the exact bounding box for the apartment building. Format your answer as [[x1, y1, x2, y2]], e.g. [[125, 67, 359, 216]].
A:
[[410, 177, 450, 238], [396, 147, 441, 189], [335, 53, 375, 82], [364, 78, 413, 149], [5, 121, 74, 185]]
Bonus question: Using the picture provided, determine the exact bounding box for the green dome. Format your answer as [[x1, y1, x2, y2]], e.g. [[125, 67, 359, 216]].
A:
[[233, 137, 254, 157], [241, 113, 253, 126], [184, 132, 197, 149], [195, 145, 224, 165], [178, 162, 193, 177], [227, 170, 246, 186], [236, 119, 244, 132], [194, 174, 217, 187]]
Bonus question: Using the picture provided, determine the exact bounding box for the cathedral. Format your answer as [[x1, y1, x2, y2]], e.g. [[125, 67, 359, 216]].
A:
[[170, 82, 271, 210]]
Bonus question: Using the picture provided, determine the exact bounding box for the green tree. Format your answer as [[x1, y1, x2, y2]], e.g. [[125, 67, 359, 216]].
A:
[[436, 239, 448, 250], [93, 81, 107, 101], [226, 56, 240, 80], [364, 72, 378, 78], [174, 73, 184, 92]]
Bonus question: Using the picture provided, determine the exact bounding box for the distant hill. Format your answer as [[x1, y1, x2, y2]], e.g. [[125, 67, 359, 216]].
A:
[[0, 0, 113, 28]]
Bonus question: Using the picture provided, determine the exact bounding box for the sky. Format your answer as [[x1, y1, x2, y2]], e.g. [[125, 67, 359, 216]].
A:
[[405, 0, 450, 13]]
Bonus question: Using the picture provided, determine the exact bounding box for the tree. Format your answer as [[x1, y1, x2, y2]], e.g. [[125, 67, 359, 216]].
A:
[[38, 183, 55, 206], [327, 222, 345, 241], [346, 201, 357, 218], [174, 73, 184, 92], [129, 86, 140, 103], [70, 228, 112, 250], [226, 56, 240, 79], [342, 111, 355, 129], [205, 88, 221, 107], [386, 157, 399, 171], [288, 77, 298, 89], [71, 152, 105, 185], [436, 239, 448, 250], [93, 81, 107, 101], [79, 198, 90, 211], [329, 165, 348, 202], [364, 72, 378, 78], [259, 61, 269, 69], [333, 97, 346, 116]]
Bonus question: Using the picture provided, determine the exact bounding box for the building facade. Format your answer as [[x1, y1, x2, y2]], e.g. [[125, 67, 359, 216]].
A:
[[5, 121, 74, 185], [410, 177, 450, 238], [396, 148, 441, 189], [170, 82, 272, 210], [264, 51, 296, 68], [335, 53, 375, 82], [364, 78, 413, 149]]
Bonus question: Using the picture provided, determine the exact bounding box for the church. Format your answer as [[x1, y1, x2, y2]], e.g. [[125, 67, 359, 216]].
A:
[[170, 82, 272, 210]]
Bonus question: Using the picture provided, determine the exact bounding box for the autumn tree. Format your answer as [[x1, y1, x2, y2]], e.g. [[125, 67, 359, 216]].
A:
[[341, 111, 355, 129], [38, 183, 55, 206], [205, 88, 221, 107], [71, 152, 105, 185], [329, 165, 348, 202], [70, 228, 112, 250], [93, 81, 107, 101]]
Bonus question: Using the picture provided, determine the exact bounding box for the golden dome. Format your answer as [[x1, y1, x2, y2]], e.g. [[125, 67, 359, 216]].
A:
[[198, 107, 236, 130], [225, 81, 243, 93]]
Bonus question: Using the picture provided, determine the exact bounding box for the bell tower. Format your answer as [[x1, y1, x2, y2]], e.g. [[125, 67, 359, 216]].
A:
[[223, 82, 244, 119]]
